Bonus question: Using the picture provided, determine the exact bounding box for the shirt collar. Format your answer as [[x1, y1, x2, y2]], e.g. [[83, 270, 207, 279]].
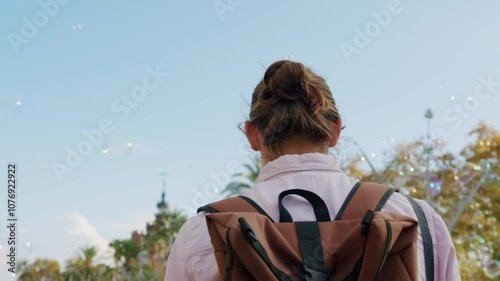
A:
[[257, 152, 341, 182]]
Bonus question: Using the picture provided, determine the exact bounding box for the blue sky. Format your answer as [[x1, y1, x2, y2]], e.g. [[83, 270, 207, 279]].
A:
[[1, 0, 500, 277]]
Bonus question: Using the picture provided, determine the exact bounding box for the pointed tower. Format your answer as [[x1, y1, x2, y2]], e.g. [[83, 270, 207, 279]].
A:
[[156, 172, 168, 219]]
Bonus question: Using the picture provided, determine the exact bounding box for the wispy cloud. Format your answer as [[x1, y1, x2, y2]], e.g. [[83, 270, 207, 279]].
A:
[[64, 212, 114, 266]]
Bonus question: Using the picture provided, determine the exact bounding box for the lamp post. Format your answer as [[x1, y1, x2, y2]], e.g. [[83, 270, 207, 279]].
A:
[[424, 108, 434, 205]]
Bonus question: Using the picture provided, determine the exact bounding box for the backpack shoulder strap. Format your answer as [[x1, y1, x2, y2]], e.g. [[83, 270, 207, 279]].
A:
[[406, 196, 434, 281], [335, 181, 395, 220], [197, 196, 275, 222]]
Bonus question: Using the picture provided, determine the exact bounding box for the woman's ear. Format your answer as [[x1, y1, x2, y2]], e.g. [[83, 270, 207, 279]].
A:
[[245, 121, 262, 151], [328, 118, 343, 148]]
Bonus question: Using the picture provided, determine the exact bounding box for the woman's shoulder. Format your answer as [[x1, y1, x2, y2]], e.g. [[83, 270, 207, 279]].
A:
[[176, 212, 213, 254]]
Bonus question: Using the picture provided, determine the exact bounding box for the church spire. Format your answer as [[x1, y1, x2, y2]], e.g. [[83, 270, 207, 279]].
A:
[[157, 172, 168, 212]]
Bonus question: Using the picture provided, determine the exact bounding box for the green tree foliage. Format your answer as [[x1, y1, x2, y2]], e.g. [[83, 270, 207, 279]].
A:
[[222, 156, 263, 197], [18, 259, 63, 281], [451, 124, 499, 280], [17, 208, 187, 281], [350, 123, 499, 280], [109, 239, 141, 269], [64, 246, 100, 281]]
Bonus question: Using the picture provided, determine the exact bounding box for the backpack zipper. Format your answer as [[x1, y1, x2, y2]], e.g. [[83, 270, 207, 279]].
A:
[[224, 229, 235, 281], [244, 232, 287, 280], [374, 221, 392, 279], [238, 217, 292, 281]]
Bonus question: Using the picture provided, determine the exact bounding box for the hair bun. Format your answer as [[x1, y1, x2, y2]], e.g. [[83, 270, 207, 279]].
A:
[[248, 59, 341, 157], [261, 60, 326, 113], [263, 60, 306, 102]]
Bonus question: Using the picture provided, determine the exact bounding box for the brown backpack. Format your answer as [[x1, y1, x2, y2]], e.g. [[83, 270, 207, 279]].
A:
[[198, 182, 434, 281]]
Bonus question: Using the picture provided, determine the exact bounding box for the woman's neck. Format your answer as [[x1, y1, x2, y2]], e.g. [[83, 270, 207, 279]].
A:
[[261, 138, 328, 164]]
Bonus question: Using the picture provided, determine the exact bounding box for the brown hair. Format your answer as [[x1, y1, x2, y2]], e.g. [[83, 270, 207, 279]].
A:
[[248, 60, 341, 156]]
